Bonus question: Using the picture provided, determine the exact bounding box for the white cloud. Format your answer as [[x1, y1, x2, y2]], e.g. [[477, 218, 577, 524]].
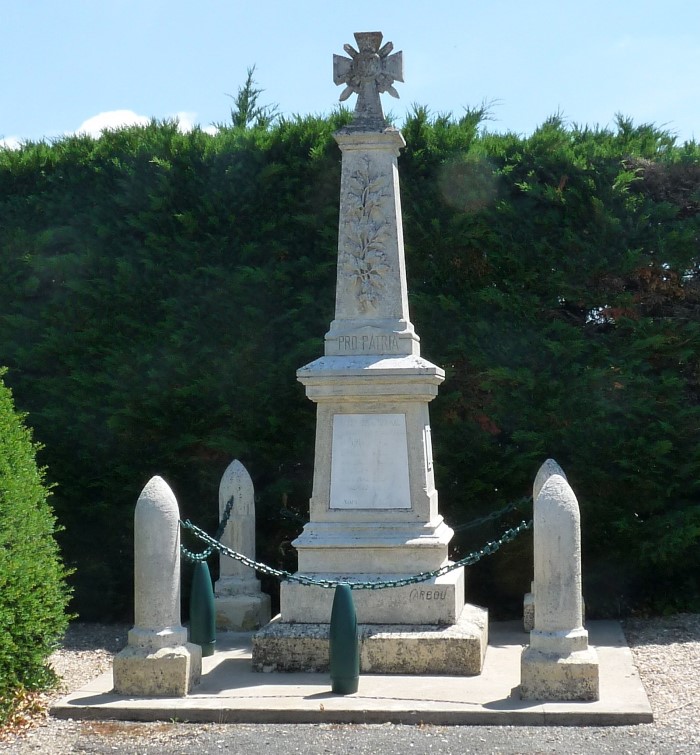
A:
[[172, 111, 197, 133], [170, 112, 218, 136], [2, 110, 220, 148], [0, 136, 22, 150], [72, 110, 219, 140], [75, 110, 150, 137]]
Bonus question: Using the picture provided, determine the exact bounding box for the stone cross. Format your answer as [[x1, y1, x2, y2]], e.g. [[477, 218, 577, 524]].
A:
[[333, 31, 403, 127]]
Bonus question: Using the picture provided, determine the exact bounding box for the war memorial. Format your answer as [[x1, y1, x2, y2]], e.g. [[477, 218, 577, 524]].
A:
[[53, 32, 651, 726]]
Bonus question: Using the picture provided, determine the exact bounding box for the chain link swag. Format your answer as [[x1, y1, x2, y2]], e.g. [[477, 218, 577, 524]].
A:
[[180, 495, 235, 563], [180, 506, 532, 590], [451, 495, 532, 533]]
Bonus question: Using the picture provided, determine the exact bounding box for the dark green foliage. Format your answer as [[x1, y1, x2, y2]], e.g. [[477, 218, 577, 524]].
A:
[[400, 113, 700, 616], [226, 65, 280, 129], [0, 369, 72, 723], [0, 110, 697, 619]]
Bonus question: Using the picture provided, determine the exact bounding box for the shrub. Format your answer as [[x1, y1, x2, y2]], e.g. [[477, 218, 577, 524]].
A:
[[0, 368, 71, 724]]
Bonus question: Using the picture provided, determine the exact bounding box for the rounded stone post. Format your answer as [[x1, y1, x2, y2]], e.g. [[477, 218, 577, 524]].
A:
[[520, 474, 599, 700], [113, 476, 202, 696], [130, 476, 186, 648], [214, 460, 271, 630], [532, 475, 584, 639], [533, 458, 566, 501], [523, 459, 567, 632]]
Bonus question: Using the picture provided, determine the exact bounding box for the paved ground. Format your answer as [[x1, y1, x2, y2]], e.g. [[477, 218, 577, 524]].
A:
[[4, 615, 700, 754], [52, 621, 650, 726], [38, 719, 696, 755]]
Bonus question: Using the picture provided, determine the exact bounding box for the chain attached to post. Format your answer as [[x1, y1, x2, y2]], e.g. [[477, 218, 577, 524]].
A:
[[180, 510, 532, 590], [451, 496, 532, 533], [180, 495, 235, 563]]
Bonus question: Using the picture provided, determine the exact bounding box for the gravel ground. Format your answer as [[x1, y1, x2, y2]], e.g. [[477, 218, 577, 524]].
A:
[[1, 614, 698, 754]]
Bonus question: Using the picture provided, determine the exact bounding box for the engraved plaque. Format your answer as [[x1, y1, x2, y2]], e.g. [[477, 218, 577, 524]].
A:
[[330, 413, 411, 509]]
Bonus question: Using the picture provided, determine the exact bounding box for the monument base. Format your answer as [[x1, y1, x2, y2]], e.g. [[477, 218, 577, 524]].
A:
[[280, 568, 464, 625], [215, 593, 271, 632], [252, 603, 488, 675], [112, 643, 202, 697], [520, 646, 600, 701]]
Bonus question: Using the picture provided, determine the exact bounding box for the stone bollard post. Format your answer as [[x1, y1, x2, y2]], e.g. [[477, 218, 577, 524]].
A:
[[520, 473, 599, 700], [113, 476, 202, 696], [214, 460, 271, 630], [523, 459, 567, 632]]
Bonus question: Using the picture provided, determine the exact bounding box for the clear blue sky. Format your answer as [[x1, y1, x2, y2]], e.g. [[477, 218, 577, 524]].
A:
[[2, 0, 699, 147]]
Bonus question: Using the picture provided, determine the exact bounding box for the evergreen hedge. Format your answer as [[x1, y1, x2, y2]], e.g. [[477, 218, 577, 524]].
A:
[[0, 111, 698, 619], [0, 369, 71, 724]]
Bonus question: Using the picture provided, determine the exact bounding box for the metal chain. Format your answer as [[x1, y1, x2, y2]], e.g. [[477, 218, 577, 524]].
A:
[[451, 496, 532, 533], [180, 495, 235, 563], [180, 515, 532, 589]]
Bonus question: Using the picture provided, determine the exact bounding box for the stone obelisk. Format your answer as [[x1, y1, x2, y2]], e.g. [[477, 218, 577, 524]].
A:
[[253, 32, 487, 675]]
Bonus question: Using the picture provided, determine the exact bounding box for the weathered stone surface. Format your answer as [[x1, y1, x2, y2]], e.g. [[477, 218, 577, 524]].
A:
[[520, 473, 599, 700], [333, 31, 403, 129], [214, 460, 271, 631], [323, 130, 420, 357], [520, 646, 600, 701], [361, 604, 488, 675], [217, 460, 257, 584], [216, 594, 271, 632], [524, 459, 576, 632], [252, 618, 331, 673], [113, 476, 201, 696], [280, 568, 464, 625], [532, 475, 583, 635], [253, 604, 487, 675], [533, 458, 567, 501], [113, 644, 202, 697], [523, 588, 535, 632], [130, 476, 187, 649]]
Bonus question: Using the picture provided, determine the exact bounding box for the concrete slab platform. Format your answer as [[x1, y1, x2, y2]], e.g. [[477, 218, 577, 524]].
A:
[[51, 620, 652, 726]]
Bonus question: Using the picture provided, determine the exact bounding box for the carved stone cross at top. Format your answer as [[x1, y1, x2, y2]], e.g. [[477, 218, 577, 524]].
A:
[[333, 32, 403, 127]]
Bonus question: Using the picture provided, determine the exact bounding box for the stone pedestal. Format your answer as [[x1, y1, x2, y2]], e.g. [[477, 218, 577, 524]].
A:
[[284, 354, 466, 627], [521, 629, 599, 701], [113, 642, 202, 698]]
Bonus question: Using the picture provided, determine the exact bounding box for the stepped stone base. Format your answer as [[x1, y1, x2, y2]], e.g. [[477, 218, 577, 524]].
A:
[[520, 646, 600, 701], [252, 603, 488, 675], [113, 643, 202, 697]]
